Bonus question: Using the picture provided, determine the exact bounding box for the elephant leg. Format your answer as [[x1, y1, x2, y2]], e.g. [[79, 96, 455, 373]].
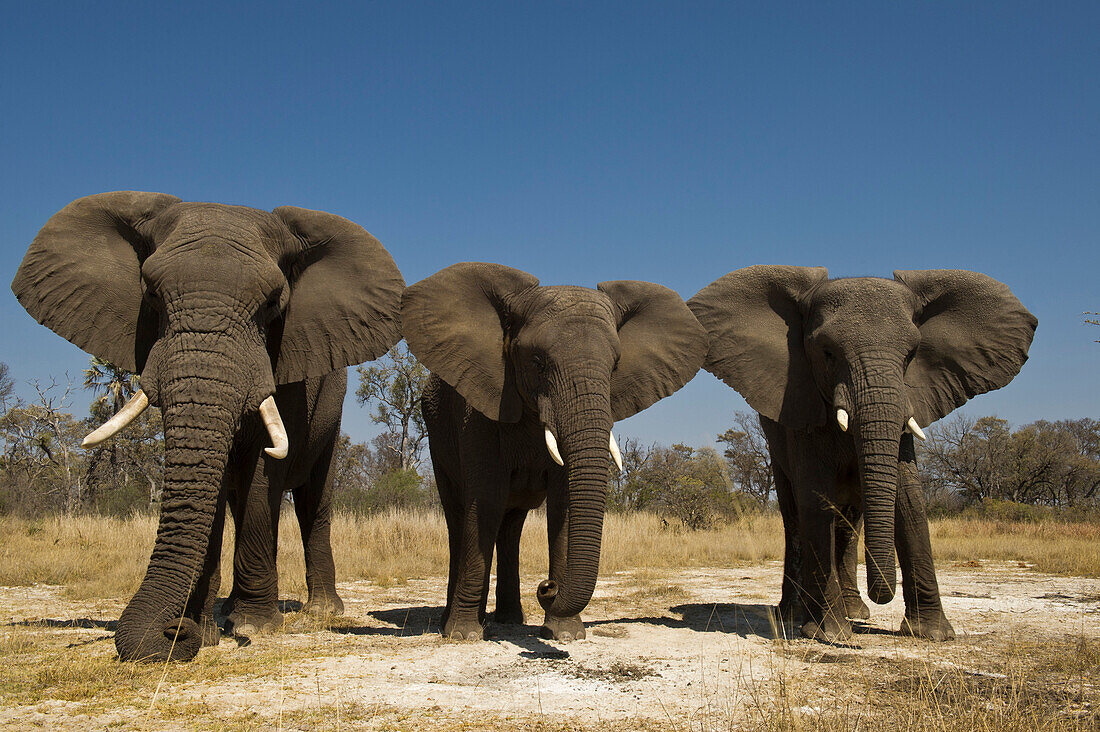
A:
[[540, 479, 585, 641], [896, 436, 954, 641], [226, 461, 284, 636], [835, 507, 869, 621], [293, 438, 343, 618], [773, 466, 804, 624], [436, 473, 462, 624], [795, 491, 851, 643], [443, 459, 507, 641], [184, 482, 227, 647], [494, 508, 528, 625]]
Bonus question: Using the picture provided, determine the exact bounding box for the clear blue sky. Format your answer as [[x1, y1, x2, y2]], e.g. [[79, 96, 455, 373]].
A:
[[1, 2, 1096, 449]]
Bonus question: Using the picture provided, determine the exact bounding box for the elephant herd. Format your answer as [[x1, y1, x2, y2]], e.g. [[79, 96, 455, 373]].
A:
[[11, 192, 1038, 662]]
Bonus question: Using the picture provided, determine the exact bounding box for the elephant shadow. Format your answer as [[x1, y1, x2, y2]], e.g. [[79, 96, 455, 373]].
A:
[[327, 606, 577, 656], [589, 602, 795, 640], [321, 605, 443, 638]]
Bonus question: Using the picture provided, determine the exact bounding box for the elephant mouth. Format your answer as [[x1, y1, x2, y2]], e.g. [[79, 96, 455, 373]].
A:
[[542, 424, 623, 470], [81, 388, 290, 458]]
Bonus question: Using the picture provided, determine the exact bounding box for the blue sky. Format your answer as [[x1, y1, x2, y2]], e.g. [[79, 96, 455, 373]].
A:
[[1, 2, 1096, 449]]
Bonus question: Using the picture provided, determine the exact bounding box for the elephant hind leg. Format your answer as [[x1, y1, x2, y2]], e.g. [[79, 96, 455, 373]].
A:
[[493, 508, 528, 625]]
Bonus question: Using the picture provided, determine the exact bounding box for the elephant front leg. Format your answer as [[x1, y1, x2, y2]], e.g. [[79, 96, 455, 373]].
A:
[[443, 497, 502, 640], [540, 486, 585, 641], [796, 493, 852, 643], [225, 464, 285, 637], [293, 441, 343, 618], [493, 508, 528, 625], [835, 507, 870, 621], [773, 467, 804, 625], [895, 437, 954, 641]]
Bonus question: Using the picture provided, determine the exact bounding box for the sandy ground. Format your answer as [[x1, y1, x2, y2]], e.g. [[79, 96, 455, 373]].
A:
[[1, 561, 1098, 729]]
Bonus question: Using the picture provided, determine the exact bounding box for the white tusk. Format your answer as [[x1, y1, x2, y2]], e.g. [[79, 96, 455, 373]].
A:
[[544, 427, 564, 466], [906, 416, 927, 441], [836, 408, 849, 432], [609, 430, 623, 471], [82, 390, 150, 448], [259, 396, 289, 459]]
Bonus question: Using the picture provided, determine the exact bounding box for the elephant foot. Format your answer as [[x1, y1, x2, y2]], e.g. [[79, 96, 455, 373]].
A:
[[197, 614, 223, 646], [442, 615, 485, 641], [899, 611, 955, 641], [303, 591, 345, 618], [226, 608, 284, 637], [800, 614, 853, 644], [843, 595, 870, 621], [541, 613, 585, 642], [775, 597, 806, 626], [493, 605, 526, 625]]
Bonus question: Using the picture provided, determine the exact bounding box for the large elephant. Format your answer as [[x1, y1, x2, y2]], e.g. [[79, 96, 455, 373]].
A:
[[401, 263, 708, 641], [12, 192, 404, 661], [689, 267, 1036, 642]]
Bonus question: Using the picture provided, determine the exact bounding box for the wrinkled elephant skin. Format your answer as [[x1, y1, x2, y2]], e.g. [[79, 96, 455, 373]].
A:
[[12, 192, 404, 661], [690, 266, 1036, 643], [403, 263, 708, 641]]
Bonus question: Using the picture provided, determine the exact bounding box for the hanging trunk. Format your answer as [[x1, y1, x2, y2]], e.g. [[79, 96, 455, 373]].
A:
[[537, 389, 612, 619], [851, 362, 905, 605], [114, 384, 236, 662]]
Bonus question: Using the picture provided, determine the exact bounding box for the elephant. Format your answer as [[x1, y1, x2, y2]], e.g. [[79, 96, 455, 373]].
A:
[[401, 263, 708, 641], [11, 191, 404, 661], [688, 266, 1036, 643]]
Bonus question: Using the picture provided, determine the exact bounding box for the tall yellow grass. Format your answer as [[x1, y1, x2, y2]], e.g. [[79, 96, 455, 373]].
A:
[[0, 509, 1096, 600]]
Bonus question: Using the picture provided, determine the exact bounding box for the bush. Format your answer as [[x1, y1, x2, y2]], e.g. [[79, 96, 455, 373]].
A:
[[334, 468, 436, 514]]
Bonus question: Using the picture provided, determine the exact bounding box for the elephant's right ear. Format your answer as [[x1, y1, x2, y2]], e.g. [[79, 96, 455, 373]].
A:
[[401, 262, 539, 423], [11, 191, 181, 373], [687, 265, 829, 429]]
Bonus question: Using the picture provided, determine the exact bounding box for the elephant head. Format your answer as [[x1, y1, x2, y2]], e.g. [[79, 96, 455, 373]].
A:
[[12, 191, 404, 661], [401, 263, 707, 618], [688, 266, 1036, 604]]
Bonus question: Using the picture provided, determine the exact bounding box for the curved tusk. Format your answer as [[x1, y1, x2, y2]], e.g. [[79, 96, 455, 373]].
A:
[[836, 408, 849, 432], [544, 427, 564, 466], [82, 390, 149, 448], [259, 396, 289, 459], [609, 430, 623, 471], [906, 416, 927, 441]]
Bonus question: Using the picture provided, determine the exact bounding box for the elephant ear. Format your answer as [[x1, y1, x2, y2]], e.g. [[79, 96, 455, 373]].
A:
[[597, 281, 709, 421], [895, 269, 1037, 427], [272, 207, 405, 384], [687, 265, 829, 429], [402, 262, 539, 422], [10, 191, 181, 373]]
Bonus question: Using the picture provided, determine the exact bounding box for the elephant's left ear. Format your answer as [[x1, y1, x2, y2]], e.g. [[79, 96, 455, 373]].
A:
[[272, 207, 405, 383], [598, 281, 709, 421], [895, 269, 1037, 427]]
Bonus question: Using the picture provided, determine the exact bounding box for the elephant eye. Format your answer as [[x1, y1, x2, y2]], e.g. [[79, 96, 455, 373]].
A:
[[532, 354, 547, 372], [823, 348, 834, 361]]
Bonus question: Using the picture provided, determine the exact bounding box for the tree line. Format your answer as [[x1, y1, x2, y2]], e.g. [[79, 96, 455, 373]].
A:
[[2, 352, 1098, 522]]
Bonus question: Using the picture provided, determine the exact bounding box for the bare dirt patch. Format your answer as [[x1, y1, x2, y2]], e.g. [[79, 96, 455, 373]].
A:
[[1, 562, 1097, 730]]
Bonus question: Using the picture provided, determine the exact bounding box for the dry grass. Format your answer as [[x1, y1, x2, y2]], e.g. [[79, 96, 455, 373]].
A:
[[1, 506, 1097, 730], [0, 509, 1097, 602]]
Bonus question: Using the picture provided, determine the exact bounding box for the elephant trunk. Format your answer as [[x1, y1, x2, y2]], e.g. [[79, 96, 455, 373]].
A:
[[115, 350, 248, 662], [537, 389, 612, 619], [850, 359, 905, 605]]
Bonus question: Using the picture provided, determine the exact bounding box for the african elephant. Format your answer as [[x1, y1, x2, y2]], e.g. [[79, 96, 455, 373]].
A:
[[12, 192, 404, 661], [401, 263, 708, 640], [688, 267, 1036, 642]]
